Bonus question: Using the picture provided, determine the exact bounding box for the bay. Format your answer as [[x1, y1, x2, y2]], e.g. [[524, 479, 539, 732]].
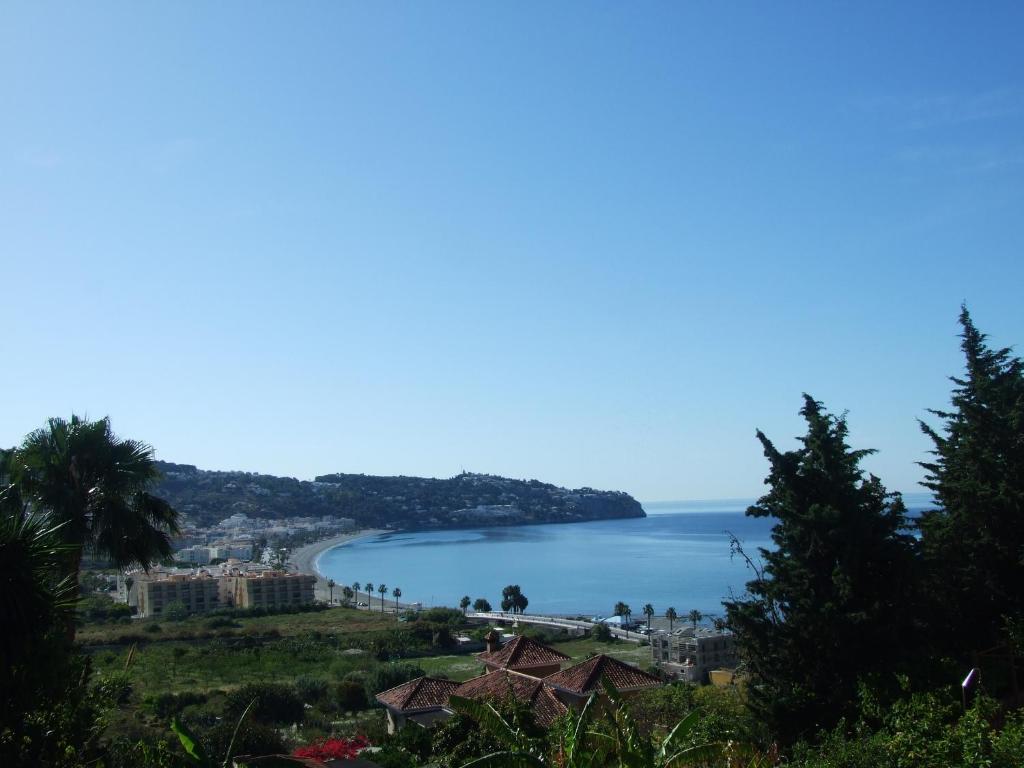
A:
[[316, 494, 935, 618], [317, 500, 771, 618]]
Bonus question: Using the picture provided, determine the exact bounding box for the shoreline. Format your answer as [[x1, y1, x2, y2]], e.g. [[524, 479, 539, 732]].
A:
[[288, 528, 388, 603]]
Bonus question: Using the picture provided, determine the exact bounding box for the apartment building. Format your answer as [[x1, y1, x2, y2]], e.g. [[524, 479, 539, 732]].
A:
[[650, 627, 738, 682], [219, 570, 316, 610], [136, 573, 221, 618]]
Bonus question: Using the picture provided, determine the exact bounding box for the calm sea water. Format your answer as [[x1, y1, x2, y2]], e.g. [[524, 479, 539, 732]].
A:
[[316, 495, 934, 618]]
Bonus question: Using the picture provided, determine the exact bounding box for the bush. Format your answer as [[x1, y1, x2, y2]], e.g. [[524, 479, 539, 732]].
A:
[[144, 623, 162, 634], [295, 676, 330, 704], [202, 719, 285, 760], [336, 680, 368, 711], [224, 683, 304, 725], [406, 607, 463, 625], [592, 623, 614, 642], [93, 671, 132, 708], [143, 691, 209, 719]]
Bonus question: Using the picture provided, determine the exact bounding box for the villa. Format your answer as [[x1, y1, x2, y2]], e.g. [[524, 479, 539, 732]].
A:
[[376, 630, 662, 733]]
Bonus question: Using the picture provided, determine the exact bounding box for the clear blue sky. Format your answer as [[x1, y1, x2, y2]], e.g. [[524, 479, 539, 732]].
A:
[[2, 3, 1022, 501]]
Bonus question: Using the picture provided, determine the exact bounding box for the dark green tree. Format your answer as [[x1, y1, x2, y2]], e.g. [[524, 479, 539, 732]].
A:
[[918, 307, 1024, 656], [460, 595, 471, 614], [643, 603, 655, 629], [378, 582, 388, 612], [724, 395, 917, 745], [473, 597, 492, 612], [687, 609, 703, 630]]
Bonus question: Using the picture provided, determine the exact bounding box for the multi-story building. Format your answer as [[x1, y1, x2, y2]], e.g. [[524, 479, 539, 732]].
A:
[[136, 573, 221, 618], [219, 570, 316, 610], [650, 627, 738, 682], [175, 545, 213, 565]]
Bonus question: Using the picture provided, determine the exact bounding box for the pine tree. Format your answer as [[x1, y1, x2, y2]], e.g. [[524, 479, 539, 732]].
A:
[[724, 395, 917, 745], [918, 307, 1024, 655]]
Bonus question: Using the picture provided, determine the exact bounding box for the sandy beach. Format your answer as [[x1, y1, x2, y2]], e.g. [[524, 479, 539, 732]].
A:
[[288, 529, 387, 603]]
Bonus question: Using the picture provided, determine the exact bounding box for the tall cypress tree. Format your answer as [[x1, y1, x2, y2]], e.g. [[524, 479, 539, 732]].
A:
[[918, 307, 1024, 655], [724, 396, 917, 745]]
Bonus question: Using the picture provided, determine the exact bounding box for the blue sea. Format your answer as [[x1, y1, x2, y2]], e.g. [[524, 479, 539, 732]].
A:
[[316, 495, 934, 619]]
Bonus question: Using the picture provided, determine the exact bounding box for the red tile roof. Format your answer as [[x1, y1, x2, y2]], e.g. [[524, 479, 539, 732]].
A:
[[453, 671, 568, 727], [543, 654, 662, 695], [476, 635, 571, 671], [376, 676, 460, 712]]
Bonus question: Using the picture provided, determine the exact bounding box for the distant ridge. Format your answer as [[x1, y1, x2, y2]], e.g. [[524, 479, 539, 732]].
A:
[[153, 461, 645, 530]]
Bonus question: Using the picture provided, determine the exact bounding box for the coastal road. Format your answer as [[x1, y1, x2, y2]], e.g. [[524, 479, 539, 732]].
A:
[[467, 611, 644, 643]]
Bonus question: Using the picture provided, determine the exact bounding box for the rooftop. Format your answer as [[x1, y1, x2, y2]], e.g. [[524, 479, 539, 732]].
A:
[[544, 654, 662, 695], [453, 670, 568, 727], [375, 677, 460, 713], [477, 635, 572, 671]]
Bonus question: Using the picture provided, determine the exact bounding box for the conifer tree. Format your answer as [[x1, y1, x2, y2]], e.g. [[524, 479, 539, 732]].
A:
[[918, 307, 1024, 655], [724, 395, 916, 745]]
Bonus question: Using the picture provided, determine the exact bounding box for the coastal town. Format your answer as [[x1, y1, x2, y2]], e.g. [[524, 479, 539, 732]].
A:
[[111, 508, 740, 688]]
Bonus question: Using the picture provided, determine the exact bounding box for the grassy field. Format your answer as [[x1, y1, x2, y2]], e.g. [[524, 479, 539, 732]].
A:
[[82, 608, 653, 697]]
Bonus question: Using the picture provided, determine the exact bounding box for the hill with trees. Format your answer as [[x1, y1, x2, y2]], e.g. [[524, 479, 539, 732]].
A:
[[150, 464, 645, 530]]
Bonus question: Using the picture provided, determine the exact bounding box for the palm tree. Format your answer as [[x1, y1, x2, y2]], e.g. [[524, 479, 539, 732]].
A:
[[0, 503, 77, 671], [327, 579, 336, 605], [378, 583, 387, 612], [392, 586, 401, 608], [688, 609, 703, 630], [13, 417, 179, 638], [365, 582, 374, 606], [460, 595, 471, 614], [614, 602, 632, 637], [666, 606, 678, 632], [352, 581, 361, 602], [643, 603, 655, 629]]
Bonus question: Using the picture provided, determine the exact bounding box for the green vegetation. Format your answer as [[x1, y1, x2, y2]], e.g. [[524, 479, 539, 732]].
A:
[[724, 395, 919, 745], [154, 463, 644, 529]]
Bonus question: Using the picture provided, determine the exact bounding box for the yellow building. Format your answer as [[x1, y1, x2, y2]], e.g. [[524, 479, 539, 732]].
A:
[[220, 571, 316, 610], [136, 573, 221, 618]]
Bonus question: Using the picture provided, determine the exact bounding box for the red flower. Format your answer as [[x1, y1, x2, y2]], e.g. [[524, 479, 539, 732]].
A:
[[292, 735, 370, 762]]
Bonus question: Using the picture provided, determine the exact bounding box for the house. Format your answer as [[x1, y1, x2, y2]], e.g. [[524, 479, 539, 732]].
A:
[[476, 632, 571, 677], [452, 669, 568, 726], [376, 632, 664, 732], [544, 653, 662, 708], [376, 677, 460, 733]]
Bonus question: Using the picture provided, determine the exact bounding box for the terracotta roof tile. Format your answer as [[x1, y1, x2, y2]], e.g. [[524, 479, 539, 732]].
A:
[[543, 654, 662, 695], [376, 676, 460, 712], [476, 635, 571, 671], [453, 671, 568, 727]]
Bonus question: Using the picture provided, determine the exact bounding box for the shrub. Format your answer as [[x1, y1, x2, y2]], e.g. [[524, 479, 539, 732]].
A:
[[143, 691, 209, 719], [295, 676, 330, 704], [202, 720, 285, 759], [224, 683, 304, 725], [144, 623, 162, 634], [336, 680, 368, 711]]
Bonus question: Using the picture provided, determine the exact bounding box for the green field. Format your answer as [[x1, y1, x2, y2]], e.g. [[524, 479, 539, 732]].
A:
[[83, 607, 652, 696]]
